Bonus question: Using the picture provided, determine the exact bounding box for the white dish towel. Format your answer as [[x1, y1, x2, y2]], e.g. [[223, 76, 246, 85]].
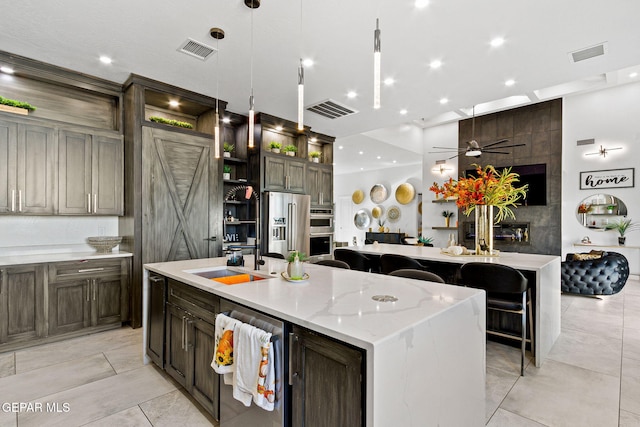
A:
[[233, 322, 274, 410], [211, 313, 243, 383]]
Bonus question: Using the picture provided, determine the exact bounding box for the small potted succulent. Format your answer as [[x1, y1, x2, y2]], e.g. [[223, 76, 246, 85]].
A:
[[605, 218, 639, 246], [283, 144, 297, 157], [286, 250, 307, 280], [223, 164, 231, 180], [269, 141, 282, 153], [442, 210, 455, 227], [417, 235, 434, 247], [309, 151, 322, 163], [223, 142, 234, 158]]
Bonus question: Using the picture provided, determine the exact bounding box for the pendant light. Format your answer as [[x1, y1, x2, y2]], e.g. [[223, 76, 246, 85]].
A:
[[210, 27, 225, 159], [246, 0, 259, 148], [297, 0, 304, 130], [373, 18, 381, 109]]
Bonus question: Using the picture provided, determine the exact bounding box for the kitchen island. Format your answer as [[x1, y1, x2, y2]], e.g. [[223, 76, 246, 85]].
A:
[[144, 256, 486, 427], [350, 243, 561, 367]]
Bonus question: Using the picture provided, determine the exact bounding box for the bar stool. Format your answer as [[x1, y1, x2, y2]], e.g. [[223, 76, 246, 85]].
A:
[[314, 259, 350, 269], [389, 269, 445, 283], [334, 249, 371, 272], [459, 262, 533, 376], [380, 253, 426, 274]]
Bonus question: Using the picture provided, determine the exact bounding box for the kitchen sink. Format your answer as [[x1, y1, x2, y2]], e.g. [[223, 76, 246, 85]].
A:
[[184, 266, 269, 285]]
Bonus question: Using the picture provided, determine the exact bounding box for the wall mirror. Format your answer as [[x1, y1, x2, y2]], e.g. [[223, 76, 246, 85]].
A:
[[576, 193, 628, 229]]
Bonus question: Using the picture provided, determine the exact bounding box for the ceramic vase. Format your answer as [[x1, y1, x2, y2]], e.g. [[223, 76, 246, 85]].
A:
[[445, 217, 451, 228], [475, 205, 494, 255], [619, 236, 626, 246], [223, 151, 231, 158]]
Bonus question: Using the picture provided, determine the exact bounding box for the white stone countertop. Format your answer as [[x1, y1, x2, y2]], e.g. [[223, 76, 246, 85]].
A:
[[0, 251, 132, 266], [144, 256, 484, 351]]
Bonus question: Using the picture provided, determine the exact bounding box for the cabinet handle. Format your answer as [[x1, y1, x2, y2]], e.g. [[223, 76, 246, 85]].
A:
[[181, 316, 186, 350], [320, 192, 323, 205], [149, 276, 165, 283], [93, 193, 97, 214], [288, 332, 298, 385], [93, 279, 97, 301], [0, 269, 4, 294], [87, 194, 91, 213], [11, 190, 15, 212], [18, 190, 22, 212], [86, 279, 91, 302], [285, 175, 289, 190], [185, 320, 191, 350], [78, 268, 104, 273]]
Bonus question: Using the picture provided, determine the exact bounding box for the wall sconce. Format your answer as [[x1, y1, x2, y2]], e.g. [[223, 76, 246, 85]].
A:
[[585, 145, 622, 158], [432, 160, 453, 175]]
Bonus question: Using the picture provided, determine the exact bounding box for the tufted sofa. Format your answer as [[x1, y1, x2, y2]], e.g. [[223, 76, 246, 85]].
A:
[[561, 251, 630, 295]]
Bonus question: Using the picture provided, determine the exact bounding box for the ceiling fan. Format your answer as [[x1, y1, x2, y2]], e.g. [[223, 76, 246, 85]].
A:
[[430, 106, 525, 160]]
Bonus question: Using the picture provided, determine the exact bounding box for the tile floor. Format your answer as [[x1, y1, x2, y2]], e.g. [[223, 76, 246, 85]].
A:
[[0, 277, 639, 426]]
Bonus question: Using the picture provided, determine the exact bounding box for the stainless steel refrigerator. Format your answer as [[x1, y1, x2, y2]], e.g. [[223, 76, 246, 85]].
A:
[[264, 192, 310, 258]]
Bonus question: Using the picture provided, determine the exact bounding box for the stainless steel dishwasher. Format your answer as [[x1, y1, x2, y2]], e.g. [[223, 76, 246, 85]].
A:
[[218, 299, 288, 427]]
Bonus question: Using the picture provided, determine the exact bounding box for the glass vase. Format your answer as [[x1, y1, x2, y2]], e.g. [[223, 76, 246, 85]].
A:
[[475, 205, 494, 255]]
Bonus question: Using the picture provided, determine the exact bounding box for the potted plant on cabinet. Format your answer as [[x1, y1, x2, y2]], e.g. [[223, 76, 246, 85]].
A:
[[223, 165, 231, 180], [283, 144, 297, 157], [0, 96, 36, 115], [309, 151, 322, 163], [269, 141, 281, 153], [605, 218, 639, 245], [149, 116, 193, 129], [223, 142, 234, 158], [442, 210, 455, 227]]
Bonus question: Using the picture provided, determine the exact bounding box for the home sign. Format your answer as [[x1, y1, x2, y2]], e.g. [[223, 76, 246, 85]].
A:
[[580, 168, 635, 190]]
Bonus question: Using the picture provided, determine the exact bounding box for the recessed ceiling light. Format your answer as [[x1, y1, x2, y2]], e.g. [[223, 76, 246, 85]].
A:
[[338, 145, 344, 150], [505, 79, 515, 87], [399, 109, 408, 115], [490, 37, 505, 47], [310, 137, 317, 142], [302, 58, 314, 67], [347, 91, 357, 99], [429, 59, 442, 69], [169, 100, 179, 107], [222, 117, 231, 124], [275, 126, 283, 131], [384, 77, 395, 86], [392, 160, 397, 164], [439, 98, 449, 105], [99, 55, 112, 64], [630, 72, 638, 78], [359, 151, 364, 155], [415, 0, 429, 8], [376, 155, 381, 159], [0, 66, 15, 74], [360, 167, 364, 171]]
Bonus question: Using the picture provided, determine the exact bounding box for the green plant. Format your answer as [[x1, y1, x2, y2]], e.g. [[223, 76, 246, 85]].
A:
[[283, 144, 298, 153], [223, 142, 234, 152], [149, 116, 193, 129], [287, 250, 307, 262], [223, 165, 232, 174], [0, 96, 36, 111], [442, 210, 454, 218], [309, 151, 322, 158], [269, 141, 281, 149], [605, 218, 639, 236]]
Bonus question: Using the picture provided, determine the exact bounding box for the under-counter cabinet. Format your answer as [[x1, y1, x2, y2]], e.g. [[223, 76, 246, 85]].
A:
[[47, 258, 128, 336], [290, 325, 364, 427], [0, 265, 46, 345], [58, 129, 124, 215], [0, 119, 56, 215], [165, 279, 219, 420], [264, 154, 306, 193], [146, 274, 167, 368]]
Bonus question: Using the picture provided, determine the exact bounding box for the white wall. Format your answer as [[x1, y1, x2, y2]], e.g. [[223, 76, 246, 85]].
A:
[[0, 216, 119, 256], [562, 81, 640, 272]]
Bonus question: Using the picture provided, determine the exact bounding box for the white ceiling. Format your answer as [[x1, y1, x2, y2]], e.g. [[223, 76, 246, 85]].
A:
[[1, 0, 640, 175]]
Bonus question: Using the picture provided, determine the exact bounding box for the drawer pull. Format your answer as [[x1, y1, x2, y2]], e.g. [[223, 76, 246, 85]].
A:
[[149, 276, 165, 283], [78, 268, 105, 273]]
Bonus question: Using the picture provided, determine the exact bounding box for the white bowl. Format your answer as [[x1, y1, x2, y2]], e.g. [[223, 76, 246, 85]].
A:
[[87, 236, 122, 253]]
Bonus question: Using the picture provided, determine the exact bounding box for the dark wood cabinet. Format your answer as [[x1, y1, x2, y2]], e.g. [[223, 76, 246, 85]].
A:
[[165, 279, 219, 419], [264, 154, 306, 193], [0, 265, 46, 344], [58, 129, 123, 215], [48, 258, 129, 336], [290, 325, 364, 427], [147, 274, 167, 368], [307, 163, 333, 207]]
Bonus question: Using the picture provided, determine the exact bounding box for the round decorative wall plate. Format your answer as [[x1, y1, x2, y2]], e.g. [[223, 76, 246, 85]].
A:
[[387, 206, 401, 223], [370, 184, 388, 203], [372, 205, 384, 219], [352, 189, 365, 204], [395, 183, 415, 205], [354, 209, 371, 229]]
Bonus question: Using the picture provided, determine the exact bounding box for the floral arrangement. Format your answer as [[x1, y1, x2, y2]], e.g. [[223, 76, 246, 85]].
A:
[[577, 203, 592, 214], [430, 164, 528, 222]]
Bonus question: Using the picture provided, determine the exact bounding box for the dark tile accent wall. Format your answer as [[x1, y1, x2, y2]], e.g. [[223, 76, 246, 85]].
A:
[[458, 99, 562, 255]]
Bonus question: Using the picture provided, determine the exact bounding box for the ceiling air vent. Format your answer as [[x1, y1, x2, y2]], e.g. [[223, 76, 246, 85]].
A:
[[306, 99, 358, 119], [570, 42, 607, 63], [177, 38, 217, 61]]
